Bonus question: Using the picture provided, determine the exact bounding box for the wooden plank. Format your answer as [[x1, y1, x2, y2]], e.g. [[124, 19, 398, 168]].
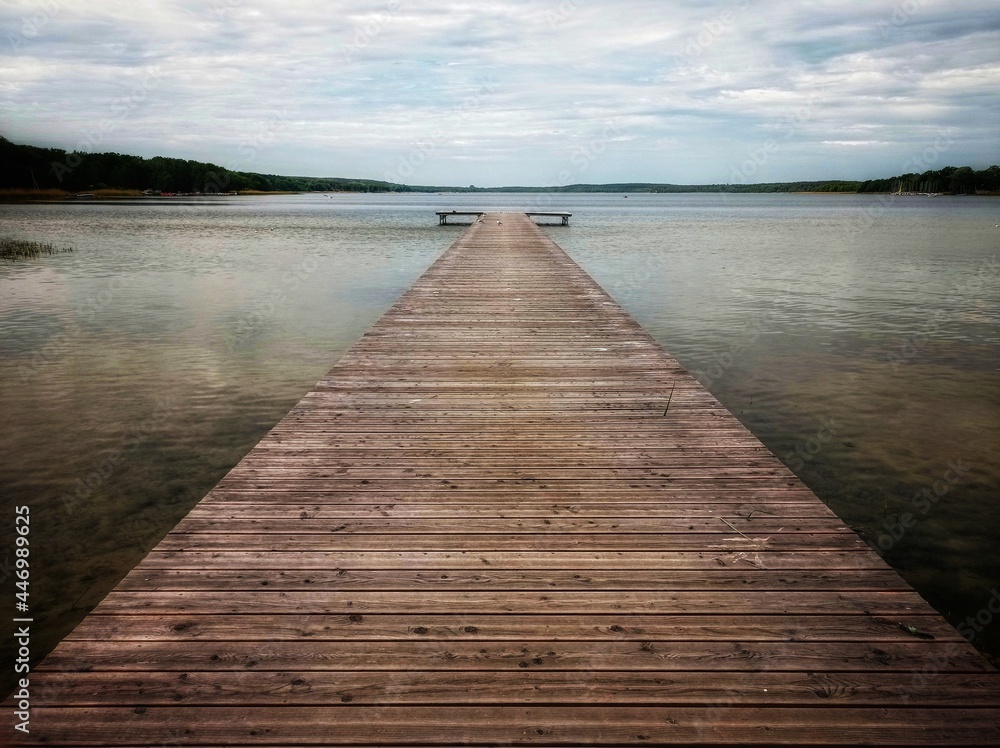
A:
[[211, 480, 818, 493], [114, 568, 915, 592], [170, 517, 855, 534], [10, 706, 1000, 746], [223, 468, 800, 479], [31, 670, 1000, 707], [231, 458, 798, 470], [151, 532, 868, 551], [137, 549, 896, 570], [197, 489, 826, 504], [181, 502, 841, 518], [40, 639, 994, 674], [95, 589, 936, 616], [64, 613, 967, 643]]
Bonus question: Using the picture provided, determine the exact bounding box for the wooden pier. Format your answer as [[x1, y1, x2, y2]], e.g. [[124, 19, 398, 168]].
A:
[[6, 212, 999, 745]]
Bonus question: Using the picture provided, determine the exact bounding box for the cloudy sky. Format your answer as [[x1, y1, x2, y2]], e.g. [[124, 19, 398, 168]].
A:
[[2, 0, 998, 186]]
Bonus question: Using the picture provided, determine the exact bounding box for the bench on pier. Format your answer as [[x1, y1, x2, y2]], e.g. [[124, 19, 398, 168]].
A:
[[436, 211, 572, 225], [525, 211, 572, 226], [436, 211, 485, 225]]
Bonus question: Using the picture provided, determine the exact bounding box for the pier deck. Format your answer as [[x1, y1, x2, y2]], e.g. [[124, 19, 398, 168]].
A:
[[7, 213, 999, 745]]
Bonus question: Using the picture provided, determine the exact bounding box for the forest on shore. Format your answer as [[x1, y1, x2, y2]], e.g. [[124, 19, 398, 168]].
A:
[[2, 136, 997, 197]]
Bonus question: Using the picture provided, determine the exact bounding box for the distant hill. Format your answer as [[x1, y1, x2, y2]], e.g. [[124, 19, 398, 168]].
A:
[[855, 165, 999, 195], [0, 137, 401, 194], [1, 136, 996, 196]]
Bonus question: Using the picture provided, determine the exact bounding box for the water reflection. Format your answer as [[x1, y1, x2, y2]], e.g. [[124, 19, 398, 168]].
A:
[[555, 193, 1000, 662], [0, 196, 452, 694]]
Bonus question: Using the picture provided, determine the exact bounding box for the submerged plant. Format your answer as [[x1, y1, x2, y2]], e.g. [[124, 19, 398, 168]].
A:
[[0, 238, 73, 260]]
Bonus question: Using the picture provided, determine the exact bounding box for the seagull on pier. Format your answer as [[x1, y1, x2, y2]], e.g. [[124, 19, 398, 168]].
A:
[[496, 219, 502, 225]]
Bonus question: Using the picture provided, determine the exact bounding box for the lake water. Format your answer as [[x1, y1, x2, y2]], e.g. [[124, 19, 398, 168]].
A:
[[1, 192, 998, 695]]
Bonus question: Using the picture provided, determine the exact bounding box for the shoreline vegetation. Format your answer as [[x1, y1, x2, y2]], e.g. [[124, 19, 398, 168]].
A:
[[0, 238, 72, 260], [2, 136, 998, 200]]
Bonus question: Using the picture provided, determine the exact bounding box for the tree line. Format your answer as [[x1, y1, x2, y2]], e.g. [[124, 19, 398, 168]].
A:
[[1, 136, 996, 195], [648, 181, 861, 194], [0, 137, 402, 194], [856, 165, 1000, 194]]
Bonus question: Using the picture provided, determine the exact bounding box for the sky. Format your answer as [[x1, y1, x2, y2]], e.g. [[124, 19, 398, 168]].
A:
[[1, 0, 998, 187]]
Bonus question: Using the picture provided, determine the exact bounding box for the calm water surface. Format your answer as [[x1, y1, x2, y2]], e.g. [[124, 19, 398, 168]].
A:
[[1, 193, 998, 695]]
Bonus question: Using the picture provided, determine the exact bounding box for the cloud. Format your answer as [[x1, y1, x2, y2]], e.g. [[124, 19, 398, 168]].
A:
[[1, 0, 997, 185]]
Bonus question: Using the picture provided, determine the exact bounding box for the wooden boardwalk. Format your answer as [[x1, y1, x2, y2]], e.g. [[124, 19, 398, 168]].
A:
[[7, 212, 1000, 745]]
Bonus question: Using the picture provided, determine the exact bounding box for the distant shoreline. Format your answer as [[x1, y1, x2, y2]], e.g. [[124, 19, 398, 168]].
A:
[[3, 188, 999, 204], [4, 136, 996, 199], [0, 188, 302, 203]]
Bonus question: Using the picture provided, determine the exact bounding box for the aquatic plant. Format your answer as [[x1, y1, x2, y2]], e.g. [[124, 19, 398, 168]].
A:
[[0, 238, 72, 260]]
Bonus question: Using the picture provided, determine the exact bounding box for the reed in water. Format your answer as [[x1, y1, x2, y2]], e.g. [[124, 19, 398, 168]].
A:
[[0, 238, 72, 260]]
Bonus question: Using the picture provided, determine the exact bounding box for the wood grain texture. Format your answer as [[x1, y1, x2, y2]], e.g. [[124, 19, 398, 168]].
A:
[[7, 212, 998, 746]]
